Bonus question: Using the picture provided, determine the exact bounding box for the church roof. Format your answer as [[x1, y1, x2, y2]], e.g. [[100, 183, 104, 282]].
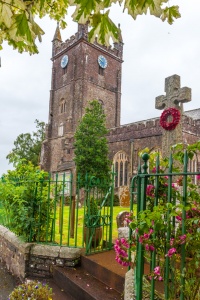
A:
[[184, 108, 200, 120]]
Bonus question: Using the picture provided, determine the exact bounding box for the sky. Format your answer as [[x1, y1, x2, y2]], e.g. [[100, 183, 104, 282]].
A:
[[0, 0, 200, 176]]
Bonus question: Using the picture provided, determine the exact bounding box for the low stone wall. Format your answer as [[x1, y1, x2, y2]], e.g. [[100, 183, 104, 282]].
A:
[[0, 225, 81, 281]]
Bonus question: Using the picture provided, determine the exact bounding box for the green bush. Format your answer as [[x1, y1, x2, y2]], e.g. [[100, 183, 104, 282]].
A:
[[0, 160, 54, 242]]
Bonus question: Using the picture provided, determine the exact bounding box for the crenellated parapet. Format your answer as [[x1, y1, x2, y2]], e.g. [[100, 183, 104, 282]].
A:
[[52, 23, 123, 60], [107, 118, 161, 143], [182, 114, 200, 137], [107, 112, 200, 144]]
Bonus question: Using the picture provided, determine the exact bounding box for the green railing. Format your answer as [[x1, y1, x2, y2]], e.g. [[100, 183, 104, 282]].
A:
[[0, 172, 115, 254], [131, 151, 200, 300]]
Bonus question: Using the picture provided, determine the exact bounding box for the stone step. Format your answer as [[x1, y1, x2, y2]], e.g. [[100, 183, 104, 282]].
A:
[[45, 278, 76, 300], [53, 265, 123, 300], [80, 252, 125, 294]]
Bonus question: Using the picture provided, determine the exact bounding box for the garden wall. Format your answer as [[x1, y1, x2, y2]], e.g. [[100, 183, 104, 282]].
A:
[[0, 225, 81, 281]]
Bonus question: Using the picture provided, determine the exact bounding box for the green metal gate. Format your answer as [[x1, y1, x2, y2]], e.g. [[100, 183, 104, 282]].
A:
[[77, 171, 115, 255]]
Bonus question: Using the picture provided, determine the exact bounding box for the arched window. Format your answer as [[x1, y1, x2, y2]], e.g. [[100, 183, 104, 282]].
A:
[[124, 161, 128, 185], [113, 151, 129, 188], [115, 161, 118, 187], [98, 99, 104, 113], [188, 157, 197, 184], [59, 98, 66, 114]]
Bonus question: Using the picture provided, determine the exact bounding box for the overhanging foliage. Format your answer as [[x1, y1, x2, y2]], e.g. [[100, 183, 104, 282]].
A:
[[0, 0, 181, 54]]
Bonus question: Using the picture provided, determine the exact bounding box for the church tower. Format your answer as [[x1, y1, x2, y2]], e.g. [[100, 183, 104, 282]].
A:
[[41, 23, 123, 175]]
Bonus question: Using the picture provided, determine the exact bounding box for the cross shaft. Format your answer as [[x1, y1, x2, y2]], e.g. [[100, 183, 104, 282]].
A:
[[155, 74, 191, 110]]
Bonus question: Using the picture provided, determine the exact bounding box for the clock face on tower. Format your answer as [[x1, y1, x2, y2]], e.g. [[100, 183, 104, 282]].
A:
[[98, 55, 108, 69], [61, 55, 69, 68]]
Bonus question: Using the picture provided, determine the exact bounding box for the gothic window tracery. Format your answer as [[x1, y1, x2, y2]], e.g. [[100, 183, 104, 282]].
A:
[[113, 151, 129, 188], [59, 99, 66, 114], [188, 158, 197, 184]]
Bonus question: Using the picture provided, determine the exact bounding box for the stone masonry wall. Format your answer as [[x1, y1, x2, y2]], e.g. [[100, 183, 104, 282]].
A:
[[0, 226, 81, 281]]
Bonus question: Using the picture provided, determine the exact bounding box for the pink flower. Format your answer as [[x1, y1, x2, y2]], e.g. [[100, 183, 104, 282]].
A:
[[149, 245, 155, 251], [146, 185, 155, 197], [176, 215, 182, 221], [143, 233, 150, 239], [158, 276, 163, 281], [139, 236, 144, 243], [154, 266, 161, 275], [149, 229, 154, 235], [171, 183, 177, 189], [151, 167, 157, 173], [196, 174, 200, 180], [179, 234, 186, 244], [148, 276, 152, 280], [166, 248, 176, 257], [170, 238, 175, 246], [145, 244, 155, 251], [125, 217, 131, 224]]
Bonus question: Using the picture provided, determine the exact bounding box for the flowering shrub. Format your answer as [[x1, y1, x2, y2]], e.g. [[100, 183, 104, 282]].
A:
[[8, 280, 53, 300], [115, 143, 200, 299], [114, 237, 130, 266]]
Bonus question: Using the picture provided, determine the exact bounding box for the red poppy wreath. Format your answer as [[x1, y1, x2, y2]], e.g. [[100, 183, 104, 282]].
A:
[[160, 107, 181, 131]]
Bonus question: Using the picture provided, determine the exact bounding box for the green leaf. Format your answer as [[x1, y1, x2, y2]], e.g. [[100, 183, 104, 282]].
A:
[[13, 0, 26, 10], [72, 0, 101, 23], [130, 222, 137, 230], [124, 0, 148, 19], [123, 0, 180, 24], [161, 5, 181, 25], [89, 11, 119, 45], [15, 13, 32, 42], [0, 0, 181, 54], [31, 20, 45, 43], [0, 2, 13, 28]]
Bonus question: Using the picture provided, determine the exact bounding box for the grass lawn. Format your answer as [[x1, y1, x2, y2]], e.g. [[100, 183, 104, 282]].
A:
[[53, 205, 132, 247]]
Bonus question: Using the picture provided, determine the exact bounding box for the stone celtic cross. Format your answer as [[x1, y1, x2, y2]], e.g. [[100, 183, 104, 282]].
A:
[[155, 74, 192, 157]]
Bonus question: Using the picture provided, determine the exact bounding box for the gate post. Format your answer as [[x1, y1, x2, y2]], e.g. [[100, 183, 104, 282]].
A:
[[136, 153, 149, 300]]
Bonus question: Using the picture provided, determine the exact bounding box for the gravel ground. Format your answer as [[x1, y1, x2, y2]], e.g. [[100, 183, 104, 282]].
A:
[[0, 261, 20, 300]]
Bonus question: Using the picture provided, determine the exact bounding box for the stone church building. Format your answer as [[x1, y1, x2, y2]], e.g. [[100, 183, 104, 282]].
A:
[[40, 24, 200, 191]]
